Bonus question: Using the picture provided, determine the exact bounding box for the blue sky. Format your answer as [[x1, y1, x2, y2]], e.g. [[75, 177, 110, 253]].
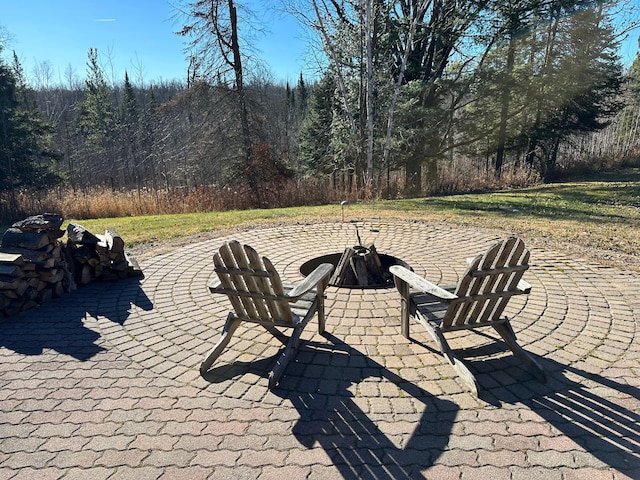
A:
[[1, 0, 638, 87], [0, 0, 312, 85]]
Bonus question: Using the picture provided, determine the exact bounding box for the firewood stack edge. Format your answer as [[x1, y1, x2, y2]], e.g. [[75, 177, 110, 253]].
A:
[[0, 213, 143, 318]]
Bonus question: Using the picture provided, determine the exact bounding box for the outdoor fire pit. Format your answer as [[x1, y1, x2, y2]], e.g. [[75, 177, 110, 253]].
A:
[[299, 244, 411, 289]]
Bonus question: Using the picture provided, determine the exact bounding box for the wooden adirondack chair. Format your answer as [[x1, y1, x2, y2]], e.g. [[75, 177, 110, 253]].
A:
[[201, 240, 334, 389], [390, 237, 545, 395]]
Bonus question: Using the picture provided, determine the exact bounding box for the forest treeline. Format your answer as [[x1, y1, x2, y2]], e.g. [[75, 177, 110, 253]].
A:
[[1, 0, 640, 223]]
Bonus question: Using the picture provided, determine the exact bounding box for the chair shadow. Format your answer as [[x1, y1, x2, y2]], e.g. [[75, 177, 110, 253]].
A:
[[508, 358, 640, 474], [0, 278, 153, 361], [432, 333, 640, 475], [200, 356, 275, 383], [199, 322, 640, 476], [275, 333, 459, 479]]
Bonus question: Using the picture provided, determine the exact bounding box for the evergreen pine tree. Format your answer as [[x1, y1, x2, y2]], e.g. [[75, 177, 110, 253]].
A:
[[77, 48, 115, 186], [298, 74, 336, 176], [0, 48, 61, 197]]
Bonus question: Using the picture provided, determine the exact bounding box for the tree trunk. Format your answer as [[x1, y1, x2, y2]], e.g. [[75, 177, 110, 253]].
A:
[[364, 0, 375, 184], [495, 35, 516, 178], [545, 132, 563, 182], [382, 1, 428, 190], [228, 0, 258, 206], [405, 157, 422, 196]]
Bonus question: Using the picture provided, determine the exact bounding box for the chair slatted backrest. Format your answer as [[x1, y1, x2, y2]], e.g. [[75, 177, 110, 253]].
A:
[[443, 237, 529, 331], [213, 241, 294, 326]]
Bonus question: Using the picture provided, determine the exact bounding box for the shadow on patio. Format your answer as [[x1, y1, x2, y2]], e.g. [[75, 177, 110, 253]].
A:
[[0, 277, 152, 361]]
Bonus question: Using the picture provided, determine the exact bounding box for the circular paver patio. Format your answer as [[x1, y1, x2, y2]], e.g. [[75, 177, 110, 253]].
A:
[[1, 219, 639, 479]]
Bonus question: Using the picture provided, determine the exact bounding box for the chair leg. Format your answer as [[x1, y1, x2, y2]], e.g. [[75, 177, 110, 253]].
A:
[[415, 312, 479, 396], [268, 325, 302, 390], [441, 349, 479, 396], [268, 312, 314, 389], [394, 278, 411, 339], [200, 313, 241, 375], [263, 324, 289, 346], [317, 278, 329, 335], [493, 322, 546, 382]]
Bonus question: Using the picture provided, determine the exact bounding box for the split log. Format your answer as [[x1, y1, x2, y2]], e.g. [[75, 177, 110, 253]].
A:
[[47, 230, 65, 241], [1, 228, 51, 250], [350, 254, 370, 286], [72, 244, 100, 266], [94, 234, 109, 252], [2, 289, 18, 299], [125, 252, 144, 278], [50, 245, 63, 261], [39, 269, 64, 284], [329, 247, 357, 286], [0, 253, 25, 266], [62, 274, 77, 293], [13, 281, 28, 297], [80, 264, 94, 285], [23, 287, 38, 301], [20, 300, 38, 312], [364, 244, 384, 284], [105, 229, 126, 263], [11, 213, 64, 231], [0, 246, 53, 263], [94, 265, 104, 278], [21, 262, 36, 271], [0, 275, 26, 291], [104, 229, 124, 253], [94, 234, 111, 265], [0, 265, 25, 278], [36, 257, 57, 269], [67, 223, 100, 245], [329, 244, 386, 287], [367, 244, 384, 271]]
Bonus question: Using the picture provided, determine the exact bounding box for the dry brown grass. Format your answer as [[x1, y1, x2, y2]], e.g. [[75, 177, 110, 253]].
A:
[[1, 179, 366, 222], [5, 166, 640, 274], [1, 161, 544, 224]]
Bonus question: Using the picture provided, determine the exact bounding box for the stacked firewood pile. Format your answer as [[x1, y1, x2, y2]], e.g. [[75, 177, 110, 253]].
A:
[[0, 213, 142, 318], [65, 223, 141, 285]]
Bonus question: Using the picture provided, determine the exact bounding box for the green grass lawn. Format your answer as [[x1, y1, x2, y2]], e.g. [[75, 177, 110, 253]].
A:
[[3, 168, 640, 262]]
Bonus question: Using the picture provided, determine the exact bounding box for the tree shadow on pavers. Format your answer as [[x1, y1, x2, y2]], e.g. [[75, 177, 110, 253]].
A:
[[0, 278, 152, 361], [275, 333, 459, 479], [480, 356, 640, 476]]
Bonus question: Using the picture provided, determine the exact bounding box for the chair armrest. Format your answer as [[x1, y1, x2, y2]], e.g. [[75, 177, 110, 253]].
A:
[[389, 265, 457, 301], [517, 279, 532, 294], [287, 263, 334, 300], [208, 277, 222, 293]]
